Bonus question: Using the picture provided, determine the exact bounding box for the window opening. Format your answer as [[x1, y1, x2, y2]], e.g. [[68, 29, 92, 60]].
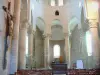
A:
[[58, 0, 63, 6], [53, 44, 60, 58], [51, 0, 55, 6], [50, 0, 64, 6], [26, 35, 28, 55], [86, 30, 92, 56], [55, 10, 59, 16]]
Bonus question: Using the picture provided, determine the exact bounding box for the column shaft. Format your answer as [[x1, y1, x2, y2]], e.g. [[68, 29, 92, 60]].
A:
[[18, 0, 28, 70], [28, 34, 33, 68], [27, 0, 31, 22], [18, 28, 27, 69], [89, 22, 100, 68], [9, 0, 21, 74], [28, 25, 34, 69], [44, 34, 50, 68], [64, 33, 70, 68]]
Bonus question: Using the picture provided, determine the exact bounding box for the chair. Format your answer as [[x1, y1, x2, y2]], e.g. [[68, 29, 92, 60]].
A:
[[51, 63, 68, 75]]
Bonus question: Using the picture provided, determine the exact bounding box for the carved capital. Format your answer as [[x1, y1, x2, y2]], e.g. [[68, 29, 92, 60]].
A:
[[43, 33, 52, 39], [28, 25, 34, 34], [21, 0, 27, 10], [20, 19, 29, 29], [89, 19, 98, 28], [64, 32, 69, 38]]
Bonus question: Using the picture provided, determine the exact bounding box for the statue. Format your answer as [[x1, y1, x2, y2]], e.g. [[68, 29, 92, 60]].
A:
[[2, 6, 13, 70]]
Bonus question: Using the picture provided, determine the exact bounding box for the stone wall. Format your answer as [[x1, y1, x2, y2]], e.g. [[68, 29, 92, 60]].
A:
[[35, 27, 44, 68], [70, 25, 95, 69], [30, 0, 44, 31]]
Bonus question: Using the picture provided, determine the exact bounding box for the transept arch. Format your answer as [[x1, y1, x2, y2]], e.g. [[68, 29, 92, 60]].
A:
[[52, 19, 62, 26], [68, 16, 79, 34], [36, 17, 45, 33]]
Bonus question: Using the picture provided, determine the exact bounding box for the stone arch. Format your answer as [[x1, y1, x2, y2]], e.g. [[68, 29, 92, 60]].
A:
[[52, 19, 62, 26], [36, 17, 45, 33], [68, 16, 79, 34]]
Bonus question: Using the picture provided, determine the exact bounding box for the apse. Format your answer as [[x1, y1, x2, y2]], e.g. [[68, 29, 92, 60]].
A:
[[49, 19, 66, 66]]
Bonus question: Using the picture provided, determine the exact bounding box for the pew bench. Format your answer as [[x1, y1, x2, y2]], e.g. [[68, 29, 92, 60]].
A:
[[51, 63, 68, 75]]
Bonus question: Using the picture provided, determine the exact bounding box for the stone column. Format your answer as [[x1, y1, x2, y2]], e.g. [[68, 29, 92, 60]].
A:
[[89, 20, 100, 68], [18, 21, 28, 69], [44, 34, 50, 68], [64, 33, 70, 68], [9, 0, 21, 74], [27, 0, 31, 22], [28, 25, 34, 69], [18, 0, 28, 70]]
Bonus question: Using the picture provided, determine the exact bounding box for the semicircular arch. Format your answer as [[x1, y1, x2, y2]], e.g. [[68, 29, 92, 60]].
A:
[[36, 17, 45, 32], [69, 16, 79, 33]]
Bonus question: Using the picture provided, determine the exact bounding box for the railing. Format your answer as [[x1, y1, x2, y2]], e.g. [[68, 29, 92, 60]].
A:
[[15, 69, 100, 75]]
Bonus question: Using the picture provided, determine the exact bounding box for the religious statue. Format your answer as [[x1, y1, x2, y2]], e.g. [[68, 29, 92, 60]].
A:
[[2, 5, 14, 70]]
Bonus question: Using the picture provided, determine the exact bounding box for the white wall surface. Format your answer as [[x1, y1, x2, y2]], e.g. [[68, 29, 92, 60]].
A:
[[30, 0, 86, 35], [0, 0, 7, 75], [30, 0, 44, 31], [43, 0, 86, 34], [0, 0, 14, 74]]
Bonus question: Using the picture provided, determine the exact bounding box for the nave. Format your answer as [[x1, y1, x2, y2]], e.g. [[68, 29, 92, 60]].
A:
[[0, 0, 100, 75]]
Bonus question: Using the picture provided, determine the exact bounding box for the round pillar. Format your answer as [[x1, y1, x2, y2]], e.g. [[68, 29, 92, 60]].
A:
[[18, 0, 28, 70], [18, 21, 28, 69], [89, 20, 100, 68], [9, 0, 21, 74], [28, 25, 34, 69], [64, 33, 70, 68], [43, 34, 51, 68]]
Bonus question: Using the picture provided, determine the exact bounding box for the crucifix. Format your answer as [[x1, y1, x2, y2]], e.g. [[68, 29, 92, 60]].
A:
[[2, 2, 14, 70]]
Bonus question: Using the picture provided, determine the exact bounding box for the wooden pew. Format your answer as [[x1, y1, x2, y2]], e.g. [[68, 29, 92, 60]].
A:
[[51, 63, 68, 75], [15, 69, 100, 75]]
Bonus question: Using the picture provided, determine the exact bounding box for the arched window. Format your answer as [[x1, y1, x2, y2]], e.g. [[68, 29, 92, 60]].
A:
[[55, 10, 59, 16], [50, 0, 64, 6], [58, 0, 63, 6], [86, 30, 92, 56], [53, 44, 60, 58], [51, 0, 55, 6]]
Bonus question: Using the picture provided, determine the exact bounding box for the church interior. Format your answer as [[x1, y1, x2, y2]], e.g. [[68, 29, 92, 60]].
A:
[[0, 0, 100, 75]]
